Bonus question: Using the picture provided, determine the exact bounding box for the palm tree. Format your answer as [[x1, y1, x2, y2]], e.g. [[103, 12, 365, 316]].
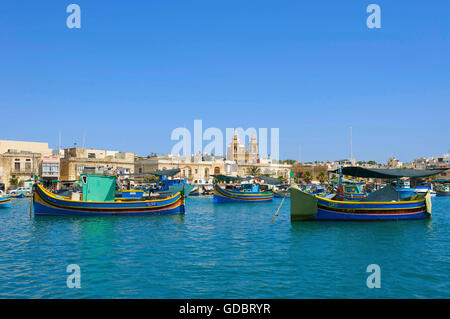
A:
[[303, 171, 312, 184], [249, 166, 261, 176], [9, 177, 22, 189], [317, 172, 327, 184]]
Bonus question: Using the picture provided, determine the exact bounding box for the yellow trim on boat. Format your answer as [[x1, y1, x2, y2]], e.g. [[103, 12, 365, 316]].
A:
[[315, 193, 425, 205], [36, 184, 180, 204]]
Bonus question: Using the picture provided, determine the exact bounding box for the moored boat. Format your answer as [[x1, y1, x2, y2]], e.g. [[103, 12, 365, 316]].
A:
[[273, 184, 290, 198], [189, 187, 200, 196], [0, 191, 11, 208], [342, 184, 367, 200], [435, 184, 450, 196], [273, 189, 290, 198], [290, 166, 444, 221], [33, 174, 185, 216], [213, 183, 273, 203], [290, 184, 431, 221], [212, 175, 275, 203]]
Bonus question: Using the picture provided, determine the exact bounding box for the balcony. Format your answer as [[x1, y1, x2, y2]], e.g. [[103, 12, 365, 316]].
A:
[[11, 168, 34, 174]]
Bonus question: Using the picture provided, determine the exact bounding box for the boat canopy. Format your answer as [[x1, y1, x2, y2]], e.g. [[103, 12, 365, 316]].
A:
[[336, 167, 445, 179]]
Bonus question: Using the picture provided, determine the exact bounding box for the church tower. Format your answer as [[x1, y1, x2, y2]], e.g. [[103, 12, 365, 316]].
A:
[[249, 134, 258, 163]]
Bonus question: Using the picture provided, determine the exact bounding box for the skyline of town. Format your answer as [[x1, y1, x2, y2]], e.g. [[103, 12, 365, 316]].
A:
[[1, 136, 449, 165]]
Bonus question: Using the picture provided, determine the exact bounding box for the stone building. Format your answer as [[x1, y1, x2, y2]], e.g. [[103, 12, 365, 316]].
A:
[[0, 140, 53, 190], [226, 132, 258, 164], [135, 154, 235, 184], [59, 147, 135, 181], [291, 162, 329, 183], [135, 153, 291, 184]]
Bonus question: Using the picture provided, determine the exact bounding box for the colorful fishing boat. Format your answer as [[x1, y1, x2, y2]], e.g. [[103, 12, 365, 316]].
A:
[[273, 184, 290, 198], [273, 189, 290, 198], [290, 184, 431, 221], [290, 167, 444, 221], [213, 183, 273, 203], [0, 191, 11, 208], [33, 174, 185, 216], [189, 187, 200, 196], [342, 184, 367, 200], [435, 184, 450, 196], [212, 175, 274, 203]]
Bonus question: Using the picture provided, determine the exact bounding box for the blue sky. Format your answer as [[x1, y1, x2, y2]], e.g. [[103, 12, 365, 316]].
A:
[[0, 1, 449, 162]]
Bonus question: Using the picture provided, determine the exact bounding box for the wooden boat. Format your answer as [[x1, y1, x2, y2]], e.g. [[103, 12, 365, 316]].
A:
[[342, 185, 367, 200], [213, 183, 273, 203], [273, 190, 290, 198], [435, 184, 450, 196], [33, 174, 185, 216], [189, 187, 200, 196], [290, 167, 445, 221], [0, 193, 11, 208], [290, 184, 431, 221]]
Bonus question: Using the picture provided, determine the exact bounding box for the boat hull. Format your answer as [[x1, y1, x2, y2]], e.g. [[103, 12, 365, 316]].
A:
[[290, 185, 430, 221], [33, 184, 185, 216], [189, 187, 200, 196], [213, 184, 273, 203], [435, 189, 450, 196], [273, 190, 290, 198], [0, 195, 11, 208]]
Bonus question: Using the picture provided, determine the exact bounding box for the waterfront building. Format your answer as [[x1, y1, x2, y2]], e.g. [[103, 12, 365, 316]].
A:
[[135, 154, 234, 184], [40, 155, 60, 189], [0, 140, 53, 190], [0, 140, 52, 156], [59, 147, 135, 181], [0, 151, 41, 189], [291, 162, 329, 183], [387, 157, 403, 168], [135, 153, 291, 184]]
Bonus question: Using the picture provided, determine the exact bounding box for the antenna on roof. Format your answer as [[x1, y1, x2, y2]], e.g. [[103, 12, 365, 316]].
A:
[[350, 126, 353, 160], [82, 131, 86, 149], [58, 130, 61, 152]]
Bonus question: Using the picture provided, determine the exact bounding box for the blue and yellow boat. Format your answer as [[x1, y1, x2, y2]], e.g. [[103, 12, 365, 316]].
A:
[[33, 174, 185, 216], [213, 183, 273, 203], [342, 185, 367, 200], [189, 187, 200, 196], [435, 184, 450, 196], [290, 167, 444, 221], [0, 193, 11, 208], [273, 189, 290, 198], [290, 184, 431, 221]]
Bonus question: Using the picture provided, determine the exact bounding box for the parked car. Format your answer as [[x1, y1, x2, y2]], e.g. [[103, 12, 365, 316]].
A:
[[8, 187, 32, 195]]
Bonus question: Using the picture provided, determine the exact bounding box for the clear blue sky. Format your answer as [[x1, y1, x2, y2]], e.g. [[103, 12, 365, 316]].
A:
[[1, 1, 449, 163]]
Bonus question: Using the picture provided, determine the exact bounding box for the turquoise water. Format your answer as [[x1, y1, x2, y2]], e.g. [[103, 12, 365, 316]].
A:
[[0, 196, 449, 298]]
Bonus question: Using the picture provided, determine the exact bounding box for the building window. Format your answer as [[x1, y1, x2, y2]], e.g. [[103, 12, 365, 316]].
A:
[[88, 153, 96, 158], [14, 162, 20, 170]]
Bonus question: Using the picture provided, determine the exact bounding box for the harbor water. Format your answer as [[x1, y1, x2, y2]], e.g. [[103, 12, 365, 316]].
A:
[[0, 196, 449, 298]]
